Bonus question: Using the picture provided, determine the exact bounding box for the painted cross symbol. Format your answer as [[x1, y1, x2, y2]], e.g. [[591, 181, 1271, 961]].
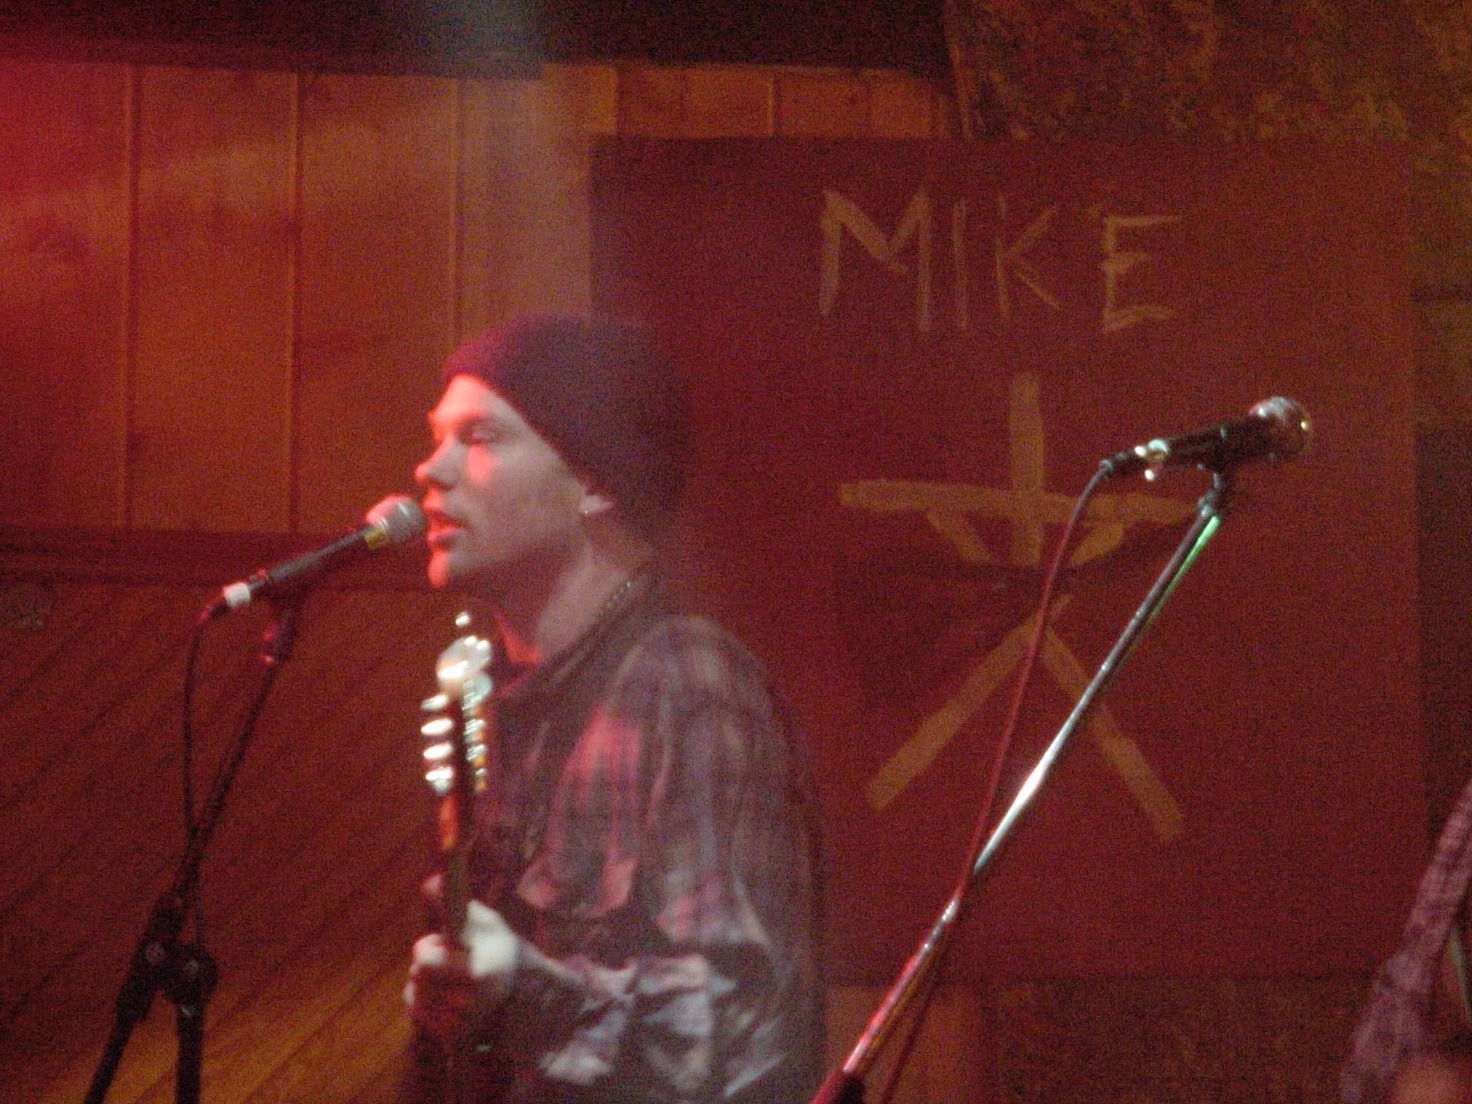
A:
[[840, 374, 1196, 840]]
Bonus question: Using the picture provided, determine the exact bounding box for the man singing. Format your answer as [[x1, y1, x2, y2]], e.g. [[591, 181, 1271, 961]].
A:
[[402, 314, 824, 1103]]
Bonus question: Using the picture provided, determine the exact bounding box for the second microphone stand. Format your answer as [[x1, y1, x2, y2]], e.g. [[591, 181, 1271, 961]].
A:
[[812, 469, 1236, 1104]]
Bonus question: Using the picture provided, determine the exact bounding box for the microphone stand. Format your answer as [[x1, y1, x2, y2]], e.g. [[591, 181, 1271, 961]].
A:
[[812, 469, 1235, 1104], [85, 597, 305, 1104]]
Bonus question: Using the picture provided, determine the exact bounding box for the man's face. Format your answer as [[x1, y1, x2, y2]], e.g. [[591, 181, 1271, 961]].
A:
[[416, 374, 587, 591]]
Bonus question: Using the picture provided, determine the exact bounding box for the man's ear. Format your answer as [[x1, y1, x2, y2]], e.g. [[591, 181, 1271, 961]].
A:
[[578, 488, 616, 519]]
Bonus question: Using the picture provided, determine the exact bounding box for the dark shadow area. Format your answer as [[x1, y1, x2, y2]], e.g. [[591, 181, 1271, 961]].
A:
[[0, 0, 948, 77]]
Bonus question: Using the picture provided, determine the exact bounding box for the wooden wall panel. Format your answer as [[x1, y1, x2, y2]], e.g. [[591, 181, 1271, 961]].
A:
[[680, 67, 777, 136], [616, 66, 689, 136], [869, 72, 947, 138], [612, 65, 943, 140], [457, 63, 616, 336], [2, 584, 217, 1100], [294, 73, 458, 531], [618, 65, 777, 137], [776, 69, 874, 136], [0, 577, 465, 1103], [131, 66, 297, 531], [0, 59, 129, 529], [0, 56, 953, 536]]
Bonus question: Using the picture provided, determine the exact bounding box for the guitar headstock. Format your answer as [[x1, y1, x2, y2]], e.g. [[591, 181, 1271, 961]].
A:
[[420, 611, 492, 798]]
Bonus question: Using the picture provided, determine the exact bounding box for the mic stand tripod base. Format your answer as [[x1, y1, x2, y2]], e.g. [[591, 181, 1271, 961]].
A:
[[86, 894, 217, 1104]]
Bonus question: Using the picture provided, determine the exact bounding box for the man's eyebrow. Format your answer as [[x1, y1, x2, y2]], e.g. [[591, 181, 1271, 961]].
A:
[[428, 410, 500, 434]]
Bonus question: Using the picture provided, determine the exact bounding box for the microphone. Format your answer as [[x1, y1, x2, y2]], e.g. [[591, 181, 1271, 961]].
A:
[[202, 495, 427, 619], [1103, 396, 1312, 479]]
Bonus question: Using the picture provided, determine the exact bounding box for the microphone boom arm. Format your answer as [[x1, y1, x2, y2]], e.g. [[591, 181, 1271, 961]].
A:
[[811, 469, 1236, 1104]]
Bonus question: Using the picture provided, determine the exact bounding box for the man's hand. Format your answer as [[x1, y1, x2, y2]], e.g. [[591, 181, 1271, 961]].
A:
[[405, 900, 518, 1040]]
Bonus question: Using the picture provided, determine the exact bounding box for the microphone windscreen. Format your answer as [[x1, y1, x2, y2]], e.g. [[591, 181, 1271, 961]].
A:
[[1247, 397, 1312, 463], [367, 495, 428, 544]]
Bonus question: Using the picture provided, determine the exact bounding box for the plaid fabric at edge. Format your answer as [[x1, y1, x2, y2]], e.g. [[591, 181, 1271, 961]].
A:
[[1341, 773, 1472, 1103]]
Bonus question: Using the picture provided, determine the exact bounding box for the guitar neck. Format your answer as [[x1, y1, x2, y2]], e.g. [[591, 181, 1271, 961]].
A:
[[440, 694, 480, 944], [423, 617, 493, 949], [441, 847, 471, 944]]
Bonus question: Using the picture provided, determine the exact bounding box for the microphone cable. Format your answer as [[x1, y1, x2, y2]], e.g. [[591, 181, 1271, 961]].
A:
[[866, 460, 1113, 1104]]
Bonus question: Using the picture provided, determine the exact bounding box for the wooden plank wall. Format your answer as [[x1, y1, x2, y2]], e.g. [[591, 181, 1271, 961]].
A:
[[1, 55, 1000, 1104], [0, 57, 948, 535]]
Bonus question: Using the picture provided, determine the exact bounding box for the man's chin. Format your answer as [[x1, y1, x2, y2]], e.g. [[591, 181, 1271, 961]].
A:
[[426, 552, 461, 591]]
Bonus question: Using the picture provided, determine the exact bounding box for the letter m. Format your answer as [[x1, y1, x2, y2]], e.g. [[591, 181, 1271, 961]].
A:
[[819, 187, 932, 332]]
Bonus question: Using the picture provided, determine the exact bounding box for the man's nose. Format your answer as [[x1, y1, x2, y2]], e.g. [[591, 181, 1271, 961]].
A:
[[416, 446, 452, 488]]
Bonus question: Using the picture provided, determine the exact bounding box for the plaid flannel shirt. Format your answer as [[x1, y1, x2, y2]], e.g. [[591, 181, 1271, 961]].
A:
[[445, 573, 824, 1103]]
